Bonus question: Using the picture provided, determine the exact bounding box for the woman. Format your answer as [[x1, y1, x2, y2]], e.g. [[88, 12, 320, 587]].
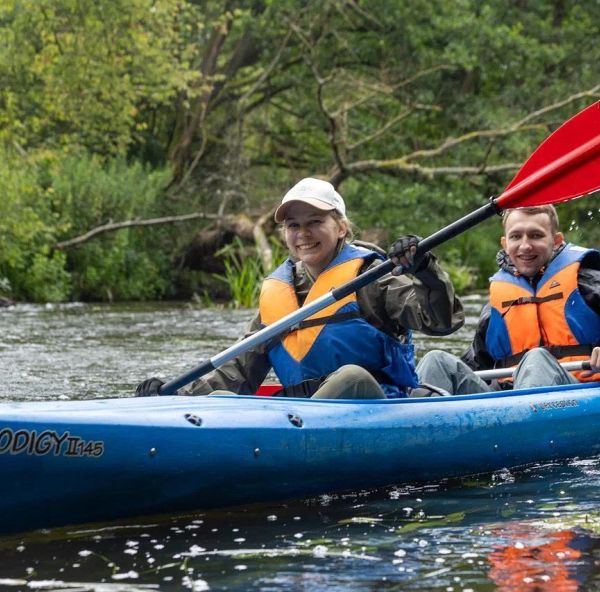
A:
[[136, 178, 464, 399]]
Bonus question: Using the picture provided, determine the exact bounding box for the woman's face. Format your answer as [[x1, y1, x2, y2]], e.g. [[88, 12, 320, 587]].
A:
[[283, 202, 347, 276]]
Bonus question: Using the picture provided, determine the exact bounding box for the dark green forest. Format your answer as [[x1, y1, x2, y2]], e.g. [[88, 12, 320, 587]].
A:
[[1, 0, 598, 303]]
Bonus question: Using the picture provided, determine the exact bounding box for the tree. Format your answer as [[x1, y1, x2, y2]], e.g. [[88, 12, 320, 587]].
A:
[[1, 0, 598, 301], [0, 0, 201, 156]]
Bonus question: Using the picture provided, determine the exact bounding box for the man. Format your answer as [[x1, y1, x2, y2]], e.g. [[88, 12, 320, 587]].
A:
[[416, 204, 600, 395]]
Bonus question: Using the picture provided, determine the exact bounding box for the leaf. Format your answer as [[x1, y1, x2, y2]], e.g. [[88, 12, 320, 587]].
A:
[[396, 511, 466, 533]]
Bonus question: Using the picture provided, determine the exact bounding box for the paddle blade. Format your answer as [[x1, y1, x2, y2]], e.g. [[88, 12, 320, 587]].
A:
[[497, 101, 600, 208]]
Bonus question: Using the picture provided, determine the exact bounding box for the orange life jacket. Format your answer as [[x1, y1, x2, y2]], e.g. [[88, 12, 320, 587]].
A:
[[485, 245, 600, 382]]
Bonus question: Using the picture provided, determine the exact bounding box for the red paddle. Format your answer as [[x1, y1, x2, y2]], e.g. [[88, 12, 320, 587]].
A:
[[499, 101, 600, 207], [158, 101, 600, 395]]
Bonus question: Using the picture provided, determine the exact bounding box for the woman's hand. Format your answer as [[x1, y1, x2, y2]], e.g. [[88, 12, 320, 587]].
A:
[[135, 377, 165, 397], [388, 235, 429, 275]]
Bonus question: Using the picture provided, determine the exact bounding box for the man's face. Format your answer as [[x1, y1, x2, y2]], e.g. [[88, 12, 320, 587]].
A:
[[501, 211, 564, 278]]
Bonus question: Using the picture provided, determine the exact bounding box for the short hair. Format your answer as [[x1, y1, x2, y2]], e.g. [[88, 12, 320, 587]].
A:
[[502, 205, 560, 234]]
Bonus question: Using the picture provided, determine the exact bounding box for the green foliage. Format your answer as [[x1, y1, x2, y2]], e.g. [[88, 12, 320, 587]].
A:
[[0, 147, 173, 301], [346, 174, 503, 289], [214, 237, 286, 308], [20, 251, 71, 303], [442, 261, 477, 296], [0, 147, 63, 302], [72, 239, 169, 302], [0, 277, 12, 298], [49, 154, 173, 301], [560, 198, 600, 247], [0, 0, 202, 157], [0, 0, 598, 302], [214, 239, 265, 308], [436, 224, 501, 290]]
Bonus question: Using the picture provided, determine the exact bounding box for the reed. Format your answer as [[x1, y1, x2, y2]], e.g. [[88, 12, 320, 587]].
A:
[[215, 237, 285, 308]]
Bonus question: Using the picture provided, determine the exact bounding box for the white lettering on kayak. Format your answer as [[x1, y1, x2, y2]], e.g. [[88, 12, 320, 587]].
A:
[[0, 428, 104, 457], [531, 399, 579, 412]]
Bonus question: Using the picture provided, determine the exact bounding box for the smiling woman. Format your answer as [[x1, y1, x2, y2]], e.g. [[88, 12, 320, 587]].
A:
[[135, 177, 464, 400], [277, 179, 349, 277], [282, 203, 347, 276]]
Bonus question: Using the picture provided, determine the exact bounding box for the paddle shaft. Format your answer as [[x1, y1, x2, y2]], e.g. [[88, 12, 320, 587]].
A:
[[475, 360, 591, 381]]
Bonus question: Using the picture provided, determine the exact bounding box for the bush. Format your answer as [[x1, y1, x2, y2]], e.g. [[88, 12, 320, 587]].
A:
[[21, 251, 72, 302], [48, 153, 175, 300], [0, 147, 174, 301], [0, 148, 61, 301]]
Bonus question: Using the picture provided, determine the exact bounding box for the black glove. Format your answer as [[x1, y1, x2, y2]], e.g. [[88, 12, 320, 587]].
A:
[[135, 377, 164, 397], [388, 234, 429, 275]]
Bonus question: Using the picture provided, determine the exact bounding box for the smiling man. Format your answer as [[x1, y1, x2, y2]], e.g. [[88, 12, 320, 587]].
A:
[[415, 205, 600, 395], [501, 207, 564, 277]]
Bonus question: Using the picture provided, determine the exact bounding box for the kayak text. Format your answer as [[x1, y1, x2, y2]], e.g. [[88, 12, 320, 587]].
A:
[[532, 399, 579, 412], [0, 428, 104, 458]]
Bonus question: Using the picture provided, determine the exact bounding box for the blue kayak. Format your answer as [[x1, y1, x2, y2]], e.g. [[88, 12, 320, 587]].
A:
[[1, 380, 599, 535]]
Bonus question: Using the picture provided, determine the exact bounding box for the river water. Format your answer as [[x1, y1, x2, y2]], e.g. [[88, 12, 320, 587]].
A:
[[1, 297, 600, 591]]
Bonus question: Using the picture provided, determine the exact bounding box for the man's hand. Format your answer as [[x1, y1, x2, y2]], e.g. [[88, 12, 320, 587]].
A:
[[388, 235, 429, 275], [581, 346, 600, 378]]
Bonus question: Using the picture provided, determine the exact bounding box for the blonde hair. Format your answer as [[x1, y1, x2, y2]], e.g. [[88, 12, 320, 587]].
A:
[[502, 205, 560, 234], [331, 211, 354, 242]]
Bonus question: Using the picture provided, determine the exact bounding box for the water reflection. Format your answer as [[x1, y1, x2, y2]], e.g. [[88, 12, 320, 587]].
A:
[[488, 527, 585, 591], [0, 460, 598, 590]]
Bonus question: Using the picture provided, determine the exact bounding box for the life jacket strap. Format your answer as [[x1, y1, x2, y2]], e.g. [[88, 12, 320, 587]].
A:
[[266, 310, 361, 352], [292, 310, 360, 330], [501, 292, 562, 309]]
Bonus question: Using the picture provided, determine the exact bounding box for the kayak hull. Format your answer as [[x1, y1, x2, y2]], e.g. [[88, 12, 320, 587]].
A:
[[1, 381, 599, 535]]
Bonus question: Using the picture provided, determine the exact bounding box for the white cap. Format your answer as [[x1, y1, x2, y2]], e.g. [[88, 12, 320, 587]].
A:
[[274, 177, 346, 223]]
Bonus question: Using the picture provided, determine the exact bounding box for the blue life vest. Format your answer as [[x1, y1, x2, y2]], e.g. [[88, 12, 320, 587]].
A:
[[259, 244, 418, 397]]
